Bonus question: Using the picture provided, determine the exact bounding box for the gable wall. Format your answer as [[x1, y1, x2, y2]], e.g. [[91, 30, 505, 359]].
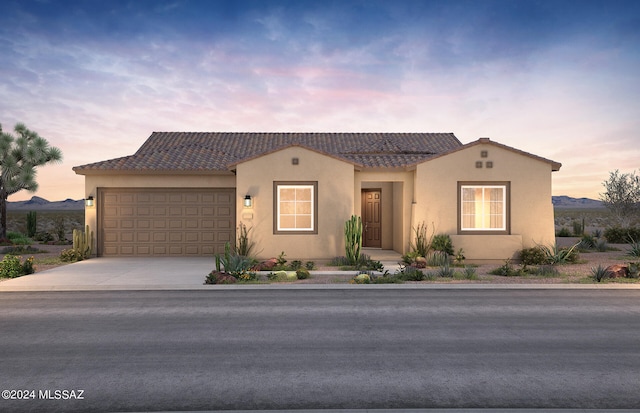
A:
[[236, 147, 354, 260], [415, 143, 556, 260]]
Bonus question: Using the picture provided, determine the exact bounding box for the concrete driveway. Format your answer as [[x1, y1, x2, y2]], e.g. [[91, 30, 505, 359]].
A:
[[0, 257, 216, 291]]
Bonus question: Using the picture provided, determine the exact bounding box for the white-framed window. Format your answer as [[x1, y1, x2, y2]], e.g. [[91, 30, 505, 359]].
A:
[[459, 183, 509, 233], [274, 182, 318, 234]]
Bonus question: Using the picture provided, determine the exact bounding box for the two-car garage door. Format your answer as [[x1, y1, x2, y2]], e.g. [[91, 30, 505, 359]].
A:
[[98, 188, 235, 256]]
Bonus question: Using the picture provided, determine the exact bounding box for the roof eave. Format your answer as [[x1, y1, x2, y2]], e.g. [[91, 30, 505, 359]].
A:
[[73, 168, 234, 176]]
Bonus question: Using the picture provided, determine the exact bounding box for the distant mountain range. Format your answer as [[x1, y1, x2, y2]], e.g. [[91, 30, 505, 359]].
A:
[[552, 196, 603, 209], [5, 195, 604, 211], [7, 196, 84, 211]]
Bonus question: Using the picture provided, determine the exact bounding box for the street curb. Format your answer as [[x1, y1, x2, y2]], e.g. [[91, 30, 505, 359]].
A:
[[2, 283, 640, 292]]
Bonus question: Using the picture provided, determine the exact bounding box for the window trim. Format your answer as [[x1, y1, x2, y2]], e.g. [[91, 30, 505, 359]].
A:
[[457, 181, 510, 235], [273, 181, 318, 235]]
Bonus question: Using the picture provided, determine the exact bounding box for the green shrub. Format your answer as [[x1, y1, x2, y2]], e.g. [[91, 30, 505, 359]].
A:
[[305, 261, 315, 270], [398, 266, 427, 281], [453, 248, 466, 265], [410, 221, 434, 257], [296, 268, 310, 279], [329, 256, 351, 266], [214, 242, 256, 278], [60, 248, 86, 262], [462, 266, 478, 280], [435, 262, 455, 278], [290, 260, 303, 270], [572, 219, 585, 236], [432, 234, 454, 256], [401, 250, 420, 266], [626, 237, 640, 258], [267, 271, 297, 282], [235, 223, 257, 257], [592, 265, 609, 282], [275, 251, 287, 268], [54, 217, 66, 241], [356, 254, 384, 271], [34, 231, 54, 243], [351, 273, 371, 284], [556, 227, 572, 237], [371, 273, 404, 284], [519, 246, 547, 266], [578, 234, 596, 250], [0, 255, 34, 278], [490, 259, 523, 276], [1, 245, 43, 255], [529, 265, 560, 277], [604, 227, 640, 243], [595, 239, 609, 252], [7, 232, 32, 245], [425, 250, 449, 267], [538, 243, 580, 264]]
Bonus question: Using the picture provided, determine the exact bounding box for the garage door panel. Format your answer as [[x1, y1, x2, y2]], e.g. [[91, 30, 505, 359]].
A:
[[153, 246, 167, 254], [100, 188, 235, 256]]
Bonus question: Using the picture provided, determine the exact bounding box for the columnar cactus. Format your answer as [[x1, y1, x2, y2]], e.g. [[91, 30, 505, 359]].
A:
[[72, 225, 94, 259], [344, 215, 363, 265], [26, 211, 37, 238]]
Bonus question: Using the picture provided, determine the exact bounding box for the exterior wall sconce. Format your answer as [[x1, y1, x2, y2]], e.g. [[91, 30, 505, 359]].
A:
[[85, 196, 94, 207], [244, 195, 252, 208]]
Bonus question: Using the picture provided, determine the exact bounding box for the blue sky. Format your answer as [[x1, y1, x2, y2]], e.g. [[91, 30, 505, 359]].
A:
[[1, 0, 639, 201]]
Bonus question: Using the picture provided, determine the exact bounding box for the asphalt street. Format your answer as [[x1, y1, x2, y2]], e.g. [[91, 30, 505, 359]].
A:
[[1, 289, 639, 412]]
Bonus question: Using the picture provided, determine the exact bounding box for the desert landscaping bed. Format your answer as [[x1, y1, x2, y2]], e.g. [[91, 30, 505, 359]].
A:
[[0, 242, 637, 285]]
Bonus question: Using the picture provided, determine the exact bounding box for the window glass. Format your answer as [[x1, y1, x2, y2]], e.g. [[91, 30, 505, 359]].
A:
[[277, 184, 315, 231], [460, 185, 506, 231]]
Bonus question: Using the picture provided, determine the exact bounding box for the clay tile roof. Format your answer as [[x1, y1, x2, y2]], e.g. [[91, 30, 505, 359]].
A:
[[73, 132, 463, 173]]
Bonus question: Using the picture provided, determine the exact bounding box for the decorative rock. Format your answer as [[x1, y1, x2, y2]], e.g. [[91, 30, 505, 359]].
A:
[[414, 256, 427, 268], [604, 264, 629, 278], [215, 274, 237, 284], [257, 258, 278, 271]]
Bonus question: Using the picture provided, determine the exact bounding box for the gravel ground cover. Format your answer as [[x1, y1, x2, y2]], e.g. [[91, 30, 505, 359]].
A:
[[0, 242, 637, 285]]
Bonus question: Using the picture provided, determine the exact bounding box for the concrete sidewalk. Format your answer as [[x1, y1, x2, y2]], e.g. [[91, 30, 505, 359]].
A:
[[1, 257, 640, 291]]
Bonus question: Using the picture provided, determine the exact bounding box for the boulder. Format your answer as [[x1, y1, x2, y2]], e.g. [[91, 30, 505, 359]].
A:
[[414, 256, 427, 268], [604, 264, 629, 278], [257, 258, 278, 271], [215, 274, 237, 284]]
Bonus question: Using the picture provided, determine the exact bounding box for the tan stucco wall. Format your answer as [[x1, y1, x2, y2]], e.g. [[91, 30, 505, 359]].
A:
[[415, 143, 556, 261], [81, 173, 236, 243], [236, 147, 354, 260]]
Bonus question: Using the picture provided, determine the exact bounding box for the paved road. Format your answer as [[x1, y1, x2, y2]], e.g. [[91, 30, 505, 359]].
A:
[[1, 289, 639, 412]]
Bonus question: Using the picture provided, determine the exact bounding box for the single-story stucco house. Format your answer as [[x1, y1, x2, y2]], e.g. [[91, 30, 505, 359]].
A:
[[73, 132, 561, 261]]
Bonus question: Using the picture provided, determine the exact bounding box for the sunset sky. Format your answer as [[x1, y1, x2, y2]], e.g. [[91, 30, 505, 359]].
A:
[[1, 0, 638, 201]]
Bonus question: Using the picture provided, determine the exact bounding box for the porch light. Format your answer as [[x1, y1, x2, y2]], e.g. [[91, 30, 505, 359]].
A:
[[85, 196, 94, 207], [244, 195, 252, 208]]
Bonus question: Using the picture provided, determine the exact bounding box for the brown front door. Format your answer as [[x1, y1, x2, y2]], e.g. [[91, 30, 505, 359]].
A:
[[362, 189, 382, 248]]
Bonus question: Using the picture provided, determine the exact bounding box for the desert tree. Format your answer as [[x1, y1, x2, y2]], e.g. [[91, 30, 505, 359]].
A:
[[599, 169, 640, 227], [0, 122, 63, 239]]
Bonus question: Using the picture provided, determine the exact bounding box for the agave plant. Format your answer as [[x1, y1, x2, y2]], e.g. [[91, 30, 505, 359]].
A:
[[538, 242, 580, 265], [626, 236, 640, 258], [591, 265, 609, 282]]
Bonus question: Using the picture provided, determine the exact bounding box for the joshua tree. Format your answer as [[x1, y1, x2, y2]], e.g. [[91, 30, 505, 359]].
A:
[[0, 123, 62, 239]]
